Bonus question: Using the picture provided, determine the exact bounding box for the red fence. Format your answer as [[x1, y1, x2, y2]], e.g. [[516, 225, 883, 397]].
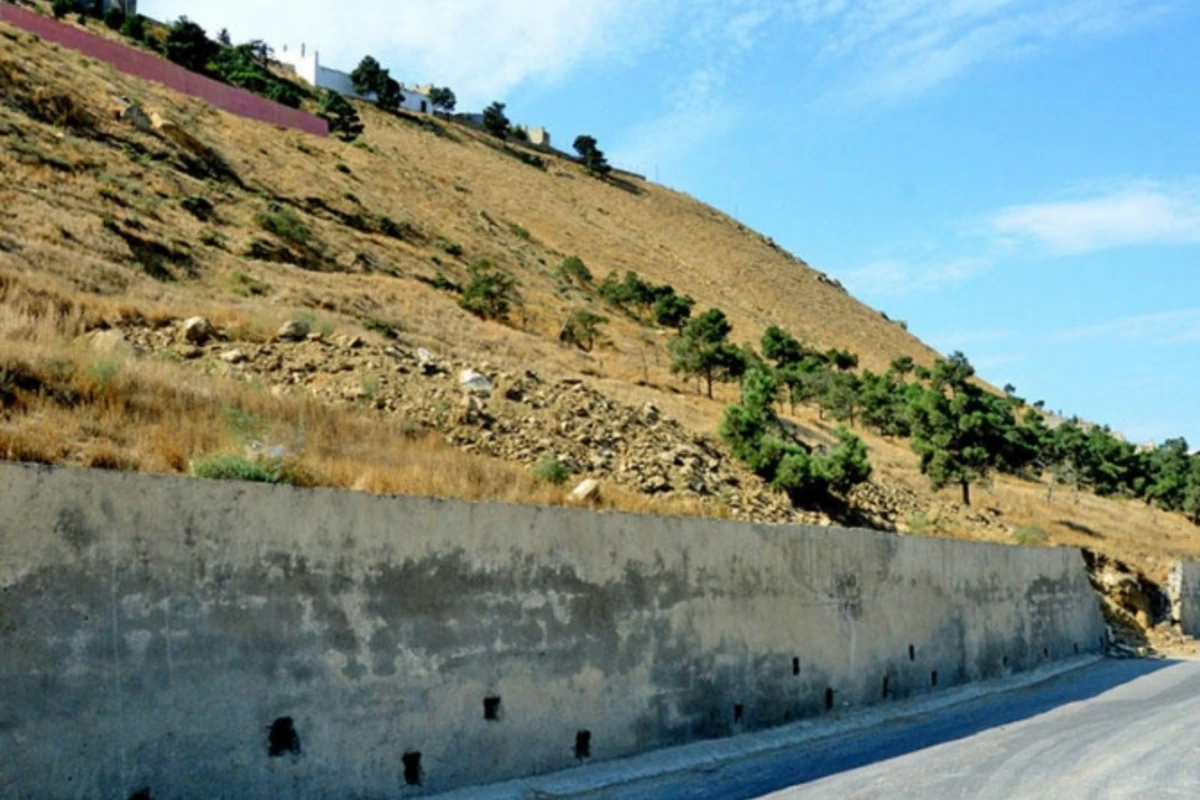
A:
[[0, 2, 328, 137]]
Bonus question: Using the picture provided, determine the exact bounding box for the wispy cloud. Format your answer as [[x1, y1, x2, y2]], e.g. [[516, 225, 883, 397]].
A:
[[143, 0, 675, 104], [990, 181, 1200, 255], [796, 0, 1177, 105], [610, 2, 778, 175], [1051, 307, 1200, 344], [840, 258, 990, 297]]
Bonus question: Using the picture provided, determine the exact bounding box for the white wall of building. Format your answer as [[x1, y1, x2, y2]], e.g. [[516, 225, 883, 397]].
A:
[[277, 44, 431, 112]]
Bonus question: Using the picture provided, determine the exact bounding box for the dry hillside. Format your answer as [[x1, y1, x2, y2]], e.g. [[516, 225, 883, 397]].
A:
[[1, 8, 1197, 650]]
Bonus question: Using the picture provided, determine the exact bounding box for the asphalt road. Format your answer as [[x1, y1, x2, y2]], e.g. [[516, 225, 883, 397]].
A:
[[577, 658, 1200, 800]]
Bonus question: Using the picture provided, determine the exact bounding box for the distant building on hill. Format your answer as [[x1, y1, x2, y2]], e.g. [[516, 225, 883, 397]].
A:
[[516, 126, 551, 148], [275, 44, 432, 113]]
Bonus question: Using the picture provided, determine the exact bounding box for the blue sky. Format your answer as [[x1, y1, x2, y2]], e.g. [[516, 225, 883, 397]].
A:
[[146, 0, 1200, 446]]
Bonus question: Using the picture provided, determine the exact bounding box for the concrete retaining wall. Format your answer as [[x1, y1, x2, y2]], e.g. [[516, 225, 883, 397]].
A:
[[0, 2, 329, 137], [0, 463, 1106, 798], [1170, 561, 1200, 636]]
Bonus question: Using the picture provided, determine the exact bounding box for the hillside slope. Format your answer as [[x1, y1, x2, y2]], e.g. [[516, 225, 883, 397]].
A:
[[2, 10, 1198, 644]]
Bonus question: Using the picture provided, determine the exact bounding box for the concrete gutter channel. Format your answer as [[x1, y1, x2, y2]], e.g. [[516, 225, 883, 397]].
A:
[[430, 656, 1104, 799]]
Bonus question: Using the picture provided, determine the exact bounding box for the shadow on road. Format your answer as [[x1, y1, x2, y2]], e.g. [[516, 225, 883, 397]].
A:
[[579, 658, 1178, 800]]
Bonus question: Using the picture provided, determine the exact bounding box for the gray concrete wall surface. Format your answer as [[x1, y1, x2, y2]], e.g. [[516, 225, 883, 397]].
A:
[[1170, 561, 1200, 636], [0, 462, 1107, 798]]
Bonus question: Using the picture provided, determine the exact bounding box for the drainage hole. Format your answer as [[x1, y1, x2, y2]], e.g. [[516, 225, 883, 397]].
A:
[[484, 696, 502, 721], [403, 751, 422, 786], [575, 730, 592, 760], [267, 717, 301, 758], [793, 657, 801, 677], [824, 688, 835, 711], [733, 704, 744, 724]]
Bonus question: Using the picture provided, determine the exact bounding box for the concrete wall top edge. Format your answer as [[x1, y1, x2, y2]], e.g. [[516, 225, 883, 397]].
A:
[[0, 461, 1087, 571]]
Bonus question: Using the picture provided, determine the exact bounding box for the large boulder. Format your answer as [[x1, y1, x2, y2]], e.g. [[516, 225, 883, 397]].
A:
[[182, 316, 215, 345], [459, 369, 493, 397], [276, 319, 310, 342], [569, 479, 602, 505]]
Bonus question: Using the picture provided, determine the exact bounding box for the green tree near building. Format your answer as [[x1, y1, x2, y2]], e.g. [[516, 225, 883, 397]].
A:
[[482, 102, 511, 140], [163, 17, 218, 72], [428, 86, 457, 113], [573, 135, 612, 176], [318, 91, 364, 142]]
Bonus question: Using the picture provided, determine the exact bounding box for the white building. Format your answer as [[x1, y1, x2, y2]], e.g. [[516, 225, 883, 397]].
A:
[[275, 44, 432, 113]]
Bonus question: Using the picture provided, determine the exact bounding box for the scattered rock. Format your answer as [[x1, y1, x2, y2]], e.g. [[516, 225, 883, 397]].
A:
[[417, 348, 439, 375], [86, 329, 135, 358], [276, 319, 310, 342], [181, 316, 215, 345], [460, 369, 493, 397], [220, 349, 248, 364], [457, 394, 482, 425], [111, 98, 152, 132], [150, 112, 221, 167], [569, 479, 602, 505]]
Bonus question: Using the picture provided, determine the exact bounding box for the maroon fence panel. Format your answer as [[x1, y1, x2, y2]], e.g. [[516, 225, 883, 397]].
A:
[[0, 2, 328, 136]]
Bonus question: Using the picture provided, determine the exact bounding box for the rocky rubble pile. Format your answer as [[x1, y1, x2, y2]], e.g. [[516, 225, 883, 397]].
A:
[[116, 318, 830, 524]]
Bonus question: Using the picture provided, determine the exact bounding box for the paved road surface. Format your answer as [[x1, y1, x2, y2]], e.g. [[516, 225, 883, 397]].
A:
[[578, 659, 1200, 800]]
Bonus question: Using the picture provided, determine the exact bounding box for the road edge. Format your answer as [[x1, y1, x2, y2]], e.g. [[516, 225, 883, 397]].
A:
[[431, 655, 1106, 799]]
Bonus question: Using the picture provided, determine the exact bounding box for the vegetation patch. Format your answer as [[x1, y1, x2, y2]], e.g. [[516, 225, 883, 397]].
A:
[[1014, 525, 1049, 546], [180, 195, 215, 222], [459, 260, 518, 321], [191, 453, 311, 486], [533, 457, 572, 486]]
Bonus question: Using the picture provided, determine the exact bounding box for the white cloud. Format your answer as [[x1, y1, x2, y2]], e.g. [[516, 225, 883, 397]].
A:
[[840, 258, 990, 297], [990, 182, 1200, 255], [1051, 307, 1200, 344], [142, 0, 674, 105], [794, 0, 1176, 105]]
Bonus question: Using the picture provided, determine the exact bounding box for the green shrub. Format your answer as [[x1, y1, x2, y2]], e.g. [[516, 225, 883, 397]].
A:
[[191, 453, 310, 485], [336, 163, 351, 175], [507, 222, 531, 240], [103, 5, 125, 29], [255, 206, 311, 246], [908, 512, 932, 535], [180, 195, 214, 221], [88, 359, 120, 390], [51, 0, 73, 19], [295, 310, 335, 337], [560, 309, 608, 352], [556, 255, 592, 286], [120, 13, 146, 42], [364, 316, 401, 339], [459, 260, 518, 321], [1014, 525, 1049, 546], [439, 239, 464, 257], [379, 216, 405, 239], [318, 91, 363, 142], [230, 270, 270, 297], [533, 457, 572, 485]]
